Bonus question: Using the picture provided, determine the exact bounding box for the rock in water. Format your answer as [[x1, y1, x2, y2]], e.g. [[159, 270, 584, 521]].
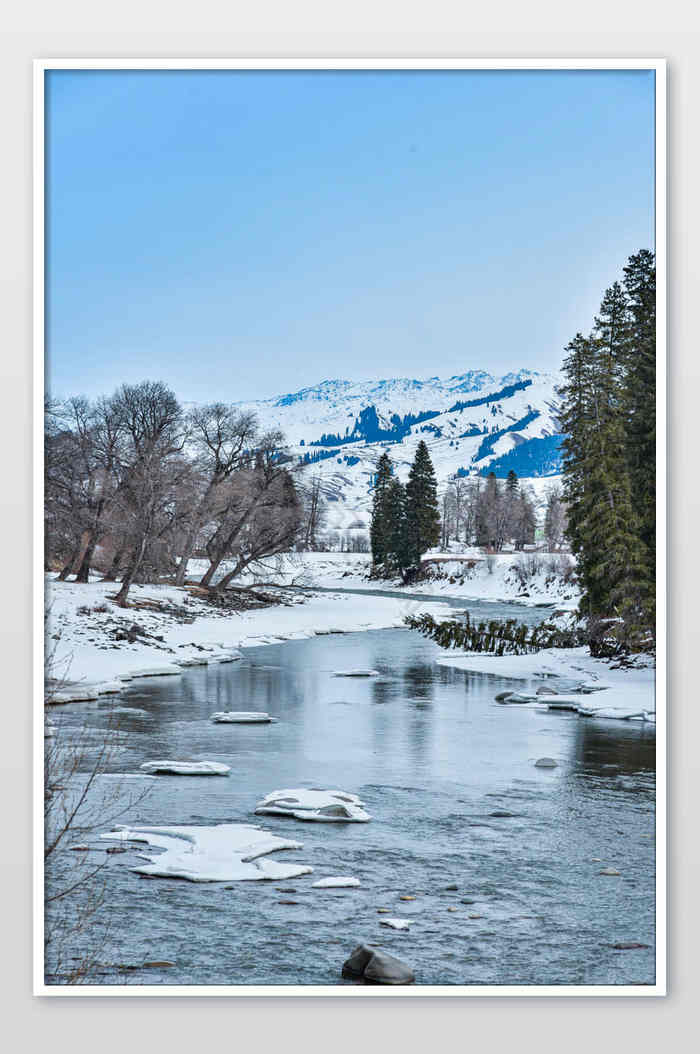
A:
[[534, 757, 558, 768], [342, 944, 415, 985], [494, 691, 514, 702]]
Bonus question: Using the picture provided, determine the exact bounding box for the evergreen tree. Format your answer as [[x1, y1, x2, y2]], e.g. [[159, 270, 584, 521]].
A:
[[505, 469, 519, 494], [369, 451, 394, 567], [559, 270, 654, 642], [404, 441, 441, 565], [622, 249, 656, 569], [384, 477, 410, 575]]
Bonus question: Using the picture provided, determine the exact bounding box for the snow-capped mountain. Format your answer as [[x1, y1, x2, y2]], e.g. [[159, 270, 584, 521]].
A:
[[235, 369, 563, 534]]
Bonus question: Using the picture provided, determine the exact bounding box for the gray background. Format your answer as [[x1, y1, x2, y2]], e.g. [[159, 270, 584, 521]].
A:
[[1, 11, 697, 1053]]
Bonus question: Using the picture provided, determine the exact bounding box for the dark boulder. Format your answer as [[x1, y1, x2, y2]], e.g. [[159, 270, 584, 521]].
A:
[[342, 943, 415, 985]]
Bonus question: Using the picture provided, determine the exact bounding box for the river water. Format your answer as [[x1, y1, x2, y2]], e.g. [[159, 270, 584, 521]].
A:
[[46, 593, 656, 988]]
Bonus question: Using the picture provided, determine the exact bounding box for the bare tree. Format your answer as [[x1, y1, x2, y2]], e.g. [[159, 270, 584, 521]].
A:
[[174, 403, 258, 585], [106, 382, 188, 606]]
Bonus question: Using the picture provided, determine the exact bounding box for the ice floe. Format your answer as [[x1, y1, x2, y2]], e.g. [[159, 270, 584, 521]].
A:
[[255, 788, 371, 822], [312, 876, 361, 888], [333, 669, 379, 678], [210, 711, 272, 724], [380, 918, 412, 931], [99, 823, 313, 882], [139, 760, 230, 776]]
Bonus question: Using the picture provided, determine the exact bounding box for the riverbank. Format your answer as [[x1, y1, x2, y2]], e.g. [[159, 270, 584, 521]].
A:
[[435, 646, 656, 715], [215, 550, 581, 610], [45, 574, 449, 690]]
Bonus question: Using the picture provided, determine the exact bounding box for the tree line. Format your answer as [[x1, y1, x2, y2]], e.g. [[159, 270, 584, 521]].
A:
[[45, 380, 319, 605], [559, 248, 655, 648]]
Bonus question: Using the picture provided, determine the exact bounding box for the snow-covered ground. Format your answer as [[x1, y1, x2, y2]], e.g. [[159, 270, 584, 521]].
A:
[[212, 549, 580, 610], [45, 574, 448, 691], [435, 647, 655, 717]]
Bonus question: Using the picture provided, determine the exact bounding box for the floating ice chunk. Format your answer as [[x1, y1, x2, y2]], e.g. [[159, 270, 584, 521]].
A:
[[129, 665, 182, 678], [139, 760, 230, 776], [48, 688, 100, 704], [312, 876, 361, 888], [210, 711, 272, 724], [99, 823, 313, 882], [379, 918, 412, 930], [255, 788, 371, 822], [333, 670, 379, 678], [578, 707, 647, 721], [539, 696, 585, 711]]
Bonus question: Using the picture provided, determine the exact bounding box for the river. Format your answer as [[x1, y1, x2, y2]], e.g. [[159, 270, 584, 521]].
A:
[[45, 593, 656, 987]]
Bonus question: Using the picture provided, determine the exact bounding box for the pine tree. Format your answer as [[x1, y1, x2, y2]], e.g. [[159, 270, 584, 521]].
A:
[[559, 281, 653, 636], [505, 469, 519, 494], [404, 441, 441, 566], [622, 249, 656, 571], [384, 477, 410, 575], [369, 451, 394, 567]]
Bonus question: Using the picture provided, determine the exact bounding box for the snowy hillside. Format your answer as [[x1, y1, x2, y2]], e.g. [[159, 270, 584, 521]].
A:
[[234, 369, 563, 534]]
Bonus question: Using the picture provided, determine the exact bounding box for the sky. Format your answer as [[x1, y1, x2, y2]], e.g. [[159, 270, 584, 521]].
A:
[[46, 68, 655, 403]]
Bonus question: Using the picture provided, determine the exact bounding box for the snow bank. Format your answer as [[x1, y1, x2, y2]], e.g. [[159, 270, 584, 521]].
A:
[[129, 665, 182, 678], [255, 788, 371, 823], [210, 711, 272, 723], [100, 823, 313, 882], [312, 876, 361, 888], [46, 575, 436, 686], [139, 760, 231, 776]]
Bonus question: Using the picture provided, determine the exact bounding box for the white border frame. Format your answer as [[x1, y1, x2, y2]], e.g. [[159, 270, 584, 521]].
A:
[[33, 56, 667, 998]]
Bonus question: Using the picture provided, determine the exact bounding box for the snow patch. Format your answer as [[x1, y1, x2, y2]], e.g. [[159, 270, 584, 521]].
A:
[[255, 788, 371, 823], [139, 760, 230, 776], [100, 823, 313, 882]]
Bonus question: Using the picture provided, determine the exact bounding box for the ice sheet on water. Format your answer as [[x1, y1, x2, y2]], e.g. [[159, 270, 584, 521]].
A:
[[99, 823, 313, 882], [130, 665, 182, 678], [140, 760, 230, 776], [210, 711, 272, 724], [255, 788, 371, 822], [380, 918, 411, 930], [312, 876, 361, 888]]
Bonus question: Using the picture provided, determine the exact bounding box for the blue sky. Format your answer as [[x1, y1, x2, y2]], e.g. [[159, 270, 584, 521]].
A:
[[46, 69, 655, 403]]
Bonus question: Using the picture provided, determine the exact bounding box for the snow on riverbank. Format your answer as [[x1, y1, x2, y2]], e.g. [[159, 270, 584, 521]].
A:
[[45, 574, 447, 690], [216, 550, 581, 609], [435, 646, 656, 715]]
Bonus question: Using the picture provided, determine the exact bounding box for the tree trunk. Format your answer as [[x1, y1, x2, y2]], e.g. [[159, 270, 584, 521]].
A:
[[115, 540, 146, 606], [75, 537, 97, 583], [175, 524, 200, 587], [102, 547, 126, 582], [57, 543, 81, 581]]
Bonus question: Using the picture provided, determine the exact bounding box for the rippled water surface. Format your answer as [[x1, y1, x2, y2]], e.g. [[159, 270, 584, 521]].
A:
[[47, 595, 656, 987]]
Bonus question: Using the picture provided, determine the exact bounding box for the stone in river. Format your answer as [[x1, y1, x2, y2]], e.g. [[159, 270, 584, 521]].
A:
[[444, 884, 459, 891], [534, 757, 558, 768], [599, 868, 621, 876], [399, 895, 416, 901], [460, 898, 476, 905], [490, 810, 516, 818], [610, 941, 650, 950], [494, 691, 514, 702], [342, 944, 415, 985], [279, 899, 300, 905]]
